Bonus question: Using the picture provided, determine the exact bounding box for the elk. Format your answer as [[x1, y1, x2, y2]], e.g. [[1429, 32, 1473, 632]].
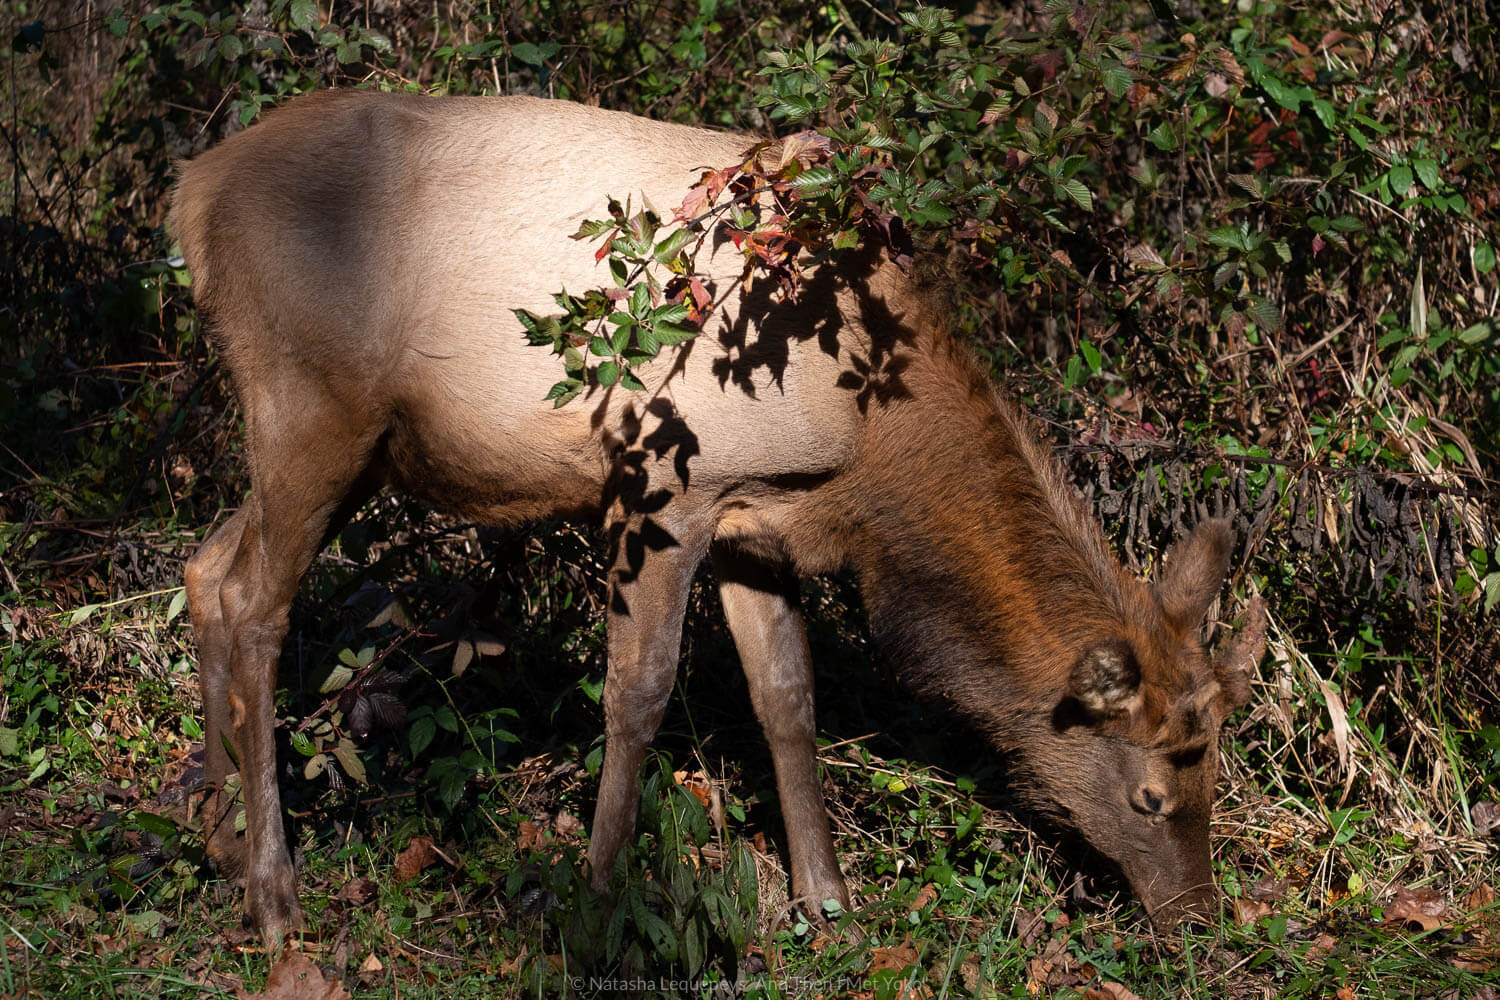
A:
[[171, 89, 1267, 943]]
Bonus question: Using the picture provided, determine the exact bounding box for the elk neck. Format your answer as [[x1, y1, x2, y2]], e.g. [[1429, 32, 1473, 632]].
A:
[[825, 337, 1156, 730]]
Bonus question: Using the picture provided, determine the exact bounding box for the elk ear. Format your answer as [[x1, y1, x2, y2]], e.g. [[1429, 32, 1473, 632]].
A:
[[1155, 519, 1233, 628], [1068, 640, 1141, 718], [1214, 595, 1267, 711]]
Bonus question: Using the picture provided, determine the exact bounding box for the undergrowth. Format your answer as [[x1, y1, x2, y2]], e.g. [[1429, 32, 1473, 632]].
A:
[[2, 0, 1497, 997]]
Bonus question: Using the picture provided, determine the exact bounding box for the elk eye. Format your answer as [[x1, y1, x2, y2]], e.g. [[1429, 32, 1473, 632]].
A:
[[1169, 744, 1207, 768]]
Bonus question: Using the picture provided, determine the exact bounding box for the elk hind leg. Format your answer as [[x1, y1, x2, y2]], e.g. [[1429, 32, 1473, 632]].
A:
[[184, 506, 253, 870], [211, 382, 384, 942]]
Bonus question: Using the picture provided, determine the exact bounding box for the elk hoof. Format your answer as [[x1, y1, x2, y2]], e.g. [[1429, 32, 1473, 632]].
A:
[[245, 883, 305, 947]]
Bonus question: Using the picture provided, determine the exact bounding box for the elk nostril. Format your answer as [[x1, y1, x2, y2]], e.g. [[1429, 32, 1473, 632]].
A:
[[1139, 786, 1164, 814]]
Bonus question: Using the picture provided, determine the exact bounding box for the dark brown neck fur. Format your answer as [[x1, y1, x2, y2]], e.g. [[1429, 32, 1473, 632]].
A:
[[834, 335, 1156, 734]]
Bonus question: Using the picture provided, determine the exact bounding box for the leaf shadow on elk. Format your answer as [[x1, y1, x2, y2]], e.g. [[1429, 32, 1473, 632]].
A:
[[709, 242, 915, 414]]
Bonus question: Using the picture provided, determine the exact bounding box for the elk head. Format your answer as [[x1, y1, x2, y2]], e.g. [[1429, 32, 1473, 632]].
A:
[[1015, 520, 1268, 928]]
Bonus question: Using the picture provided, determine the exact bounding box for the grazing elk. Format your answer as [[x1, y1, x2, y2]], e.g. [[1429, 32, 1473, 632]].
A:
[[171, 90, 1267, 943]]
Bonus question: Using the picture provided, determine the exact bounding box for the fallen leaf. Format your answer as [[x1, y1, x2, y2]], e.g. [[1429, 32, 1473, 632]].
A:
[[870, 941, 918, 972], [1308, 932, 1338, 958], [1386, 886, 1449, 932], [334, 878, 378, 906], [1464, 883, 1497, 912], [1267, 821, 1298, 851], [1335, 986, 1356, 1000], [959, 957, 984, 991], [1474, 802, 1500, 838], [357, 952, 384, 986], [1085, 984, 1145, 1000], [394, 835, 437, 880], [516, 820, 545, 851], [1250, 875, 1292, 902], [236, 950, 349, 1000], [912, 883, 938, 911], [1014, 907, 1047, 948], [1234, 897, 1273, 924], [552, 811, 583, 837], [498, 945, 527, 975]]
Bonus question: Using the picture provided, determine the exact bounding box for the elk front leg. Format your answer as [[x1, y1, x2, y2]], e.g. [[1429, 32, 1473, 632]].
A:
[[712, 544, 849, 910], [586, 509, 711, 892]]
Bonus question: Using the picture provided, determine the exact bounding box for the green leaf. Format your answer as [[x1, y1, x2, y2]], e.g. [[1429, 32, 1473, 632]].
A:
[[1311, 99, 1335, 129], [319, 663, 354, 694], [1249, 298, 1282, 333], [546, 379, 583, 407], [629, 282, 651, 317], [166, 588, 187, 623], [1458, 321, 1493, 345], [335, 40, 362, 63], [573, 218, 614, 240], [788, 166, 836, 192], [653, 228, 692, 262], [0, 726, 17, 757], [1388, 164, 1413, 197], [333, 739, 367, 785], [1206, 226, 1247, 251], [1146, 121, 1179, 151], [1258, 75, 1303, 113], [620, 370, 646, 391], [1080, 340, 1102, 373], [1413, 158, 1440, 191], [1100, 60, 1132, 99], [589, 336, 613, 357], [409, 716, 436, 756], [1474, 242, 1496, 274], [651, 303, 690, 325], [70, 604, 99, 626], [289, 0, 318, 31], [217, 34, 243, 60], [511, 41, 545, 66], [653, 323, 697, 346], [1056, 178, 1092, 211], [597, 361, 621, 387]]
